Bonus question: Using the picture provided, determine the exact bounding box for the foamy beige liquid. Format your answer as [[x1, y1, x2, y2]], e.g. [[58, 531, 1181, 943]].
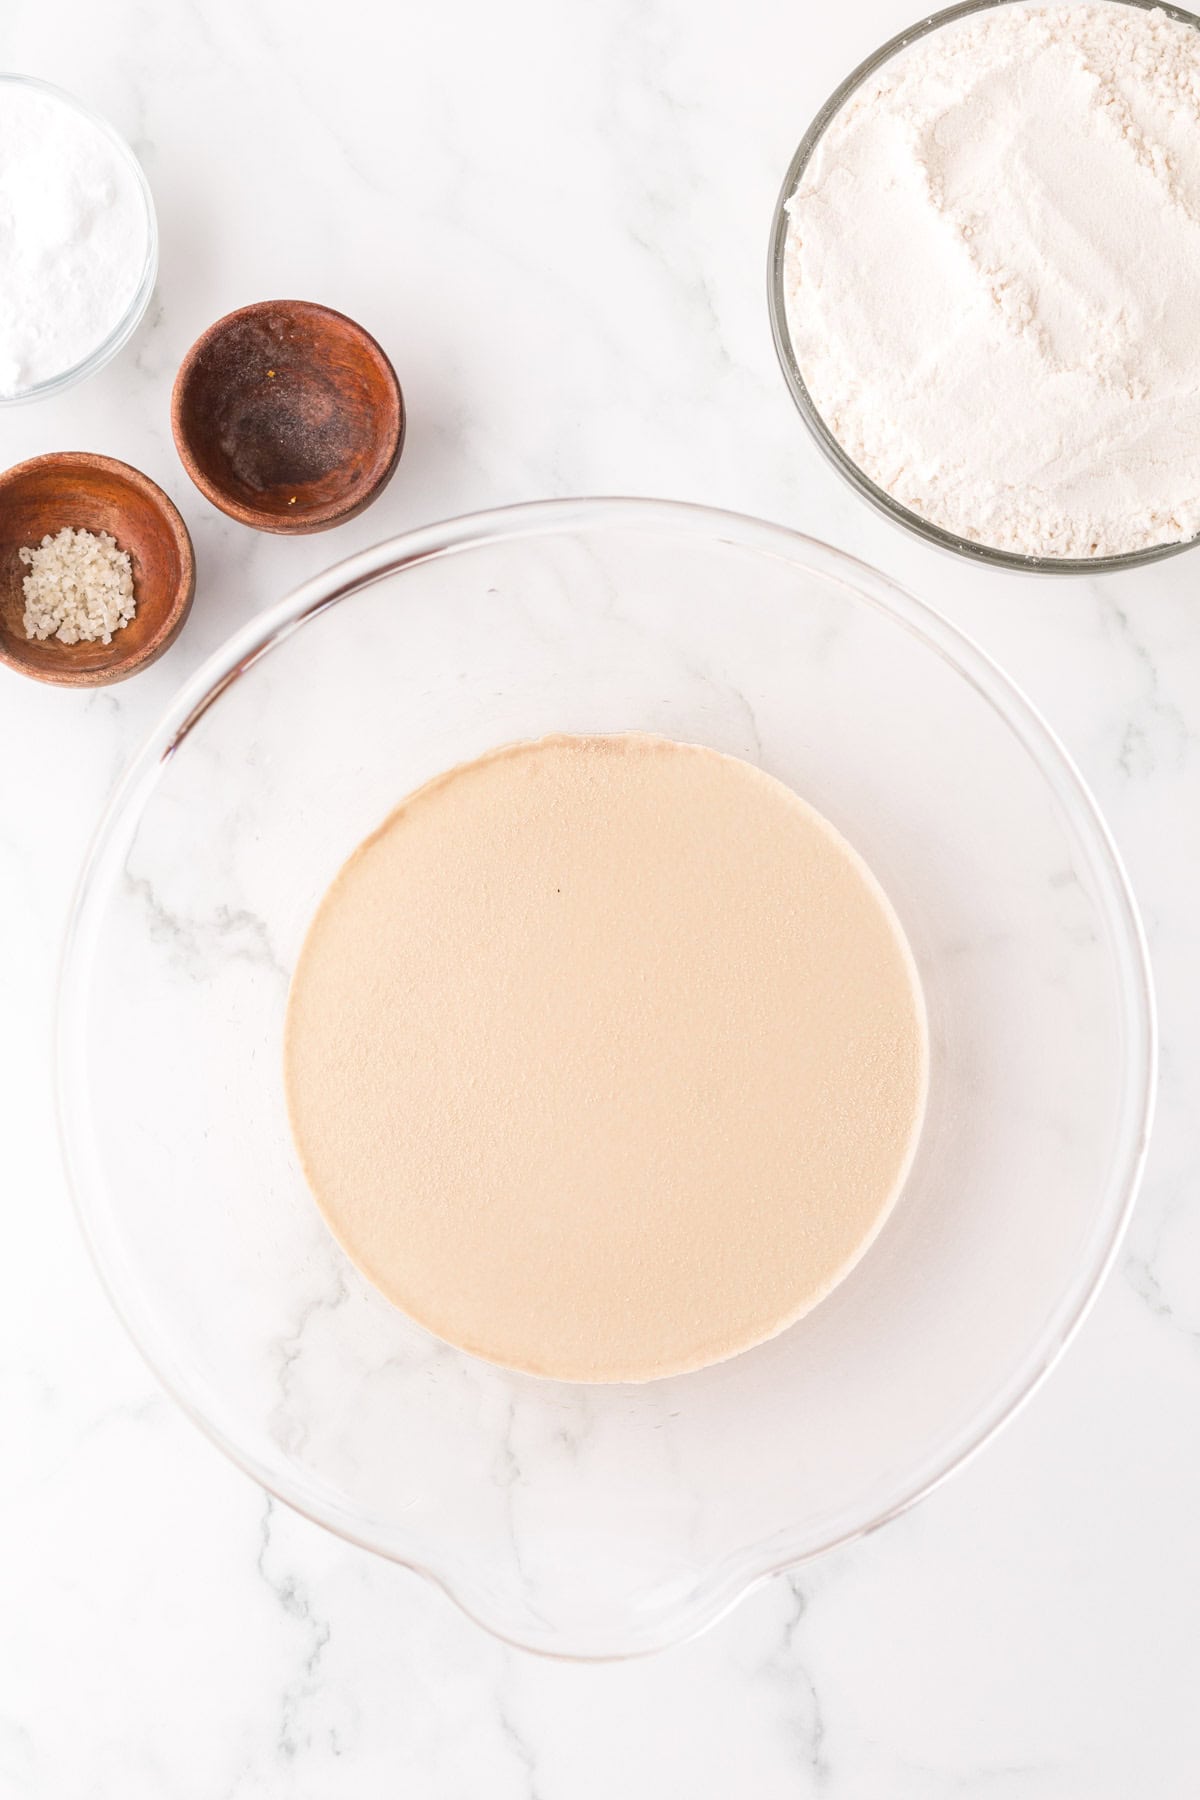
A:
[[284, 733, 928, 1382]]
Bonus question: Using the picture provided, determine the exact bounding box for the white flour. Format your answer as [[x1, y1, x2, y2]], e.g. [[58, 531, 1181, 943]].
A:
[[0, 83, 149, 397], [783, 1, 1200, 559]]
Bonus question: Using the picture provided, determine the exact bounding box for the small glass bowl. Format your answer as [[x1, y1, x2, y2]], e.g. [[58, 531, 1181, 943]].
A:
[[58, 500, 1155, 1657], [767, 0, 1200, 575], [0, 74, 158, 407]]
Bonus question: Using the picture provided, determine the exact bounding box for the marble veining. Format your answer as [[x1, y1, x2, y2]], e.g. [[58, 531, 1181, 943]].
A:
[[3, 0, 1200, 1792], [123, 869, 289, 981]]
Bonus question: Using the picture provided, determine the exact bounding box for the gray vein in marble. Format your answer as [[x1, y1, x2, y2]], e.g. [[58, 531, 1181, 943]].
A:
[[547, 1390, 598, 1464], [1095, 592, 1191, 779], [760, 1576, 830, 1789], [270, 1263, 350, 1458], [7, 1392, 164, 1508], [1124, 1250, 1175, 1323], [596, 585, 768, 760], [129, 295, 173, 383], [485, 1393, 592, 1636], [123, 868, 288, 981], [492, 1396, 542, 1613], [602, 1, 737, 380], [227, 0, 412, 207], [255, 1497, 337, 1764], [81, 688, 136, 797], [494, 1685, 546, 1800], [1124, 1213, 1200, 1349]]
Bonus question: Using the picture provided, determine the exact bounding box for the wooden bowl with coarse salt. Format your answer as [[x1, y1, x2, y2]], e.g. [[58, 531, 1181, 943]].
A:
[[0, 452, 195, 687]]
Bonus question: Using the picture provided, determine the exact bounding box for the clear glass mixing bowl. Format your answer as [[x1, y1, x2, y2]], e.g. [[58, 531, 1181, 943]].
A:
[[766, 0, 1200, 575], [58, 499, 1155, 1657]]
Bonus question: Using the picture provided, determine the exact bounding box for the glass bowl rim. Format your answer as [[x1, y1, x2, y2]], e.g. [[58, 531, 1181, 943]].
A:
[[56, 496, 1158, 1657], [766, 0, 1200, 577], [0, 72, 158, 408]]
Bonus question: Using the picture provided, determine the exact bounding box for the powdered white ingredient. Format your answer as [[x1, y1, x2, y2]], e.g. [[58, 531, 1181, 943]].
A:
[[784, 1, 1200, 559], [0, 83, 149, 397], [21, 527, 136, 645]]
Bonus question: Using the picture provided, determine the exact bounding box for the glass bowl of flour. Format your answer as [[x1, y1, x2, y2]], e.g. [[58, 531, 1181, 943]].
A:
[[0, 75, 157, 404], [768, 0, 1200, 573], [57, 500, 1154, 1655]]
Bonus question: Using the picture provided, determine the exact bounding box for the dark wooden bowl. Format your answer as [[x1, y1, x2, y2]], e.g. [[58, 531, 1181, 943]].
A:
[[171, 300, 405, 534], [0, 453, 196, 688]]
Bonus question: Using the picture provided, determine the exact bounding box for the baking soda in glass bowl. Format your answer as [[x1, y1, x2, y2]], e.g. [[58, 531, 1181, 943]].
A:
[[0, 76, 156, 403]]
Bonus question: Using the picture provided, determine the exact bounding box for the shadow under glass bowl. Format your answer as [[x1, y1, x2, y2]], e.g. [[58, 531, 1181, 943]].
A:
[[0, 74, 158, 407], [767, 0, 1200, 576], [58, 498, 1155, 1657]]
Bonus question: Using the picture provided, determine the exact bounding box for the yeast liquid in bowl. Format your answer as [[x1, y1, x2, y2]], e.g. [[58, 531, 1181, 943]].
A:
[[284, 732, 928, 1382]]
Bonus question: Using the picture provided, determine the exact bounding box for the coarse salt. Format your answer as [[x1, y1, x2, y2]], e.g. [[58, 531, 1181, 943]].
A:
[[20, 526, 137, 645]]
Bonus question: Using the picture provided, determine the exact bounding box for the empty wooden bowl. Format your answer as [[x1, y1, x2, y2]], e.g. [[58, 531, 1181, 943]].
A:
[[0, 453, 196, 688], [171, 300, 405, 534]]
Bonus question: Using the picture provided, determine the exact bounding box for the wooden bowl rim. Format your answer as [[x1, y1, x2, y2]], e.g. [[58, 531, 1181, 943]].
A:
[[0, 450, 197, 688], [170, 299, 405, 535]]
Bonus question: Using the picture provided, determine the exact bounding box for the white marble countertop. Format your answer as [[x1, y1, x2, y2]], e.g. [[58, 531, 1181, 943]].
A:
[[3, 0, 1200, 1792]]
